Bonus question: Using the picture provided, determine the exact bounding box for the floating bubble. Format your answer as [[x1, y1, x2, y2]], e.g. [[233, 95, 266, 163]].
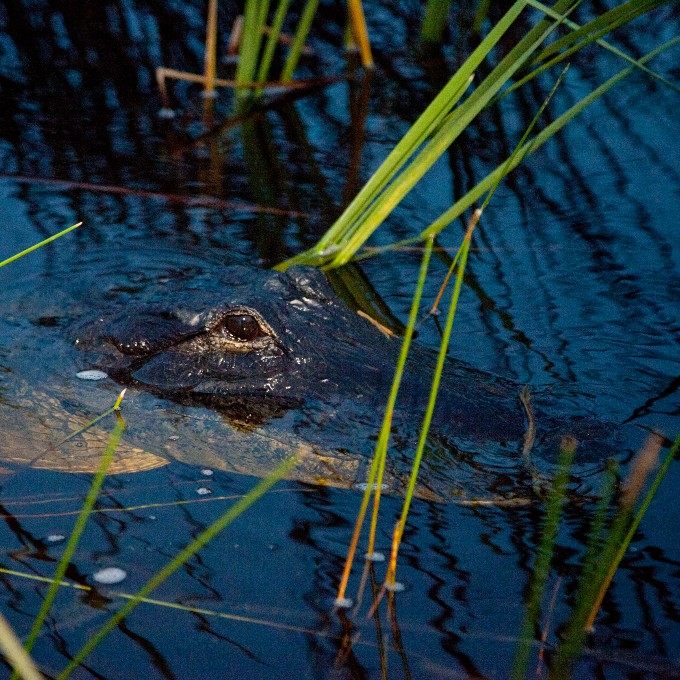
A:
[[93, 567, 127, 585], [76, 370, 108, 381], [354, 482, 388, 492], [46, 534, 66, 544], [334, 597, 353, 609], [200, 469, 214, 477], [196, 487, 212, 496], [384, 581, 405, 593], [364, 551, 385, 562]]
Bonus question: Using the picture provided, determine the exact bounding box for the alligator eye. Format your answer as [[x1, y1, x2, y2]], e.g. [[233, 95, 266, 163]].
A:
[[222, 314, 262, 341]]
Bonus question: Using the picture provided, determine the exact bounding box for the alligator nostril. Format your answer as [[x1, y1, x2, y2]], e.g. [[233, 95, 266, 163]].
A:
[[107, 336, 156, 356]]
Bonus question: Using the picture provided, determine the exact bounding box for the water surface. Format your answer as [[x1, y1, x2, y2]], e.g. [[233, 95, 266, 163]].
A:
[[0, 2, 678, 678]]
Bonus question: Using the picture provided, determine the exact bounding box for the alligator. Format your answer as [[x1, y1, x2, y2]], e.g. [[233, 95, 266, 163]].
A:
[[0, 265, 620, 501]]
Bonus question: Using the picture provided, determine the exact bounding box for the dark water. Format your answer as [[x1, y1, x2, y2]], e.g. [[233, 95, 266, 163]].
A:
[[0, 1, 678, 678]]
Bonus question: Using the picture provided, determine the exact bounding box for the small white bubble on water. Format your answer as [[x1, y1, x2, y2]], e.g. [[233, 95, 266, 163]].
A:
[[364, 552, 385, 562], [196, 487, 212, 496], [200, 469, 214, 477], [46, 534, 66, 544], [93, 567, 127, 585], [384, 581, 405, 593], [76, 370, 108, 381], [158, 107, 175, 119], [354, 483, 388, 492], [334, 597, 353, 609], [168, 435, 180, 441]]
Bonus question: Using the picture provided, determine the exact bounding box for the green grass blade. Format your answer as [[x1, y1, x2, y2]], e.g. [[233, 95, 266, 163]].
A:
[[236, 0, 270, 97], [488, 63, 569, 213], [510, 439, 577, 680], [366, 236, 435, 555], [321, 0, 580, 267], [550, 434, 677, 679], [532, 0, 671, 66], [335, 236, 434, 604], [0, 222, 82, 269], [421, 0, 452, 44], [385, 222, 475, 588], [14, 396, 126, 678], [257, 0, 292, 84], [506, 0, 680, 97], [578, 462, 618, 584], [276, 0, 532, 270], [58, 455, 298, 679], [328, 6, 573, 267], [584, 434, 678, 630], [422, 34, 680, 239], [280, 0, 319, 83]]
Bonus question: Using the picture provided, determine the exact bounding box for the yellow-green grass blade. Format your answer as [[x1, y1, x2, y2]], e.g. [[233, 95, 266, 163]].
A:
[[510, 439, 577, 680], [532, 0, 672, 66], [236, 0, 271, 95], [13, 395, 126, 679], [421, 34, 680, 240], [325, 4, 574, 267], [280, 0, 320, 83], [550, 434, 677, 679], [0, 613, 43, 680], [422, 62, 567, 243], [385, 222, 474, 588], [276, 0, 532, 270], [334, 236, 434, 605], [58, 455, 298, 679], [506, 0, 680, 98], [365, 236, 435, 555], [584, 434, 679, 631], [0, 222, 82, 269], [256, 0, 292, 84]]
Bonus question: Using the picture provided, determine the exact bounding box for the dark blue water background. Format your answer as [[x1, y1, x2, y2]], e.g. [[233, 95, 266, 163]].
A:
[[0, 1, 678, 678]]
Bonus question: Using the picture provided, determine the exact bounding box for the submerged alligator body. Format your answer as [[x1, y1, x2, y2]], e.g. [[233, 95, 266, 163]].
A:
[[0, 266, 620, 501]]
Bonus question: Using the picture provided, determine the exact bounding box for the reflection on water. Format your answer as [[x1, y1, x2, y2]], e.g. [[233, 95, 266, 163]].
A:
[[0, 0, 678, 677]]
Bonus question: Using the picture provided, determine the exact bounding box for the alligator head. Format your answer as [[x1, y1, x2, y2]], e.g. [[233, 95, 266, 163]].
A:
[[74, 266, 395, 423]]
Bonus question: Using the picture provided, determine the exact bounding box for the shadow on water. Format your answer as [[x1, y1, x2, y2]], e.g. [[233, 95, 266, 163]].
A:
[[0, 0, 679, 677]]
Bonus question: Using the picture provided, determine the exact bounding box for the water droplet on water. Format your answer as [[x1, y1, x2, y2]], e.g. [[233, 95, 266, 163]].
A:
[[364, 552, 385, 562], [93, 567, 127, 585], [201, 469, 214, 477], [76, 370, 108, 381], [334, 597, 353, 609], [46, 534, 66, 544], [196, 487, 212, 496], [385, 581, 405, 593], [354, 482, 388, 492]]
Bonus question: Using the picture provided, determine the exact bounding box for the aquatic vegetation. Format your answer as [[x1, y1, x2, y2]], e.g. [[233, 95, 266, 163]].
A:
[[0, 1, 677, 677], [0, 223, 82, 270]]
